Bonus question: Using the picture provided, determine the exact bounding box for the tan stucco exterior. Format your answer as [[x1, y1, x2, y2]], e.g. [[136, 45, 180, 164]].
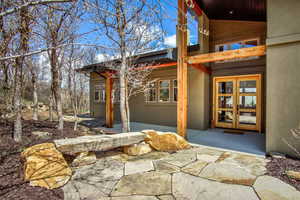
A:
[[266, 0, 300, 157]]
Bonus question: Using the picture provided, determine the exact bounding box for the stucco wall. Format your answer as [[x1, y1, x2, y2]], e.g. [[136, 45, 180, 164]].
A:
[[129, 66, 210, 130], [266, 0, 300, 157], [90, 67, 210, 130]]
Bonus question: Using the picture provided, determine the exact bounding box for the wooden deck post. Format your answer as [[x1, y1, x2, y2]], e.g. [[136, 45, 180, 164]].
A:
[[177, 0, 188, 138], [105, 74, 114, 128]]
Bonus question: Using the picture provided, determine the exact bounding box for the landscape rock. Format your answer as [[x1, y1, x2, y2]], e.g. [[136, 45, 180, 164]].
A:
[[253, 175, 300, 200], [111, 171, 171, 196], [286, 170, 300, 181], [21, 143, 72, 189], [123, 142, 152, 156], [142, 130, 190, 151], [54, 132, 146, 155], [71, 152, 97, 167], [173, 172, 259, 200], [125, 160, 154, 175], [31, 131, 52, 139]]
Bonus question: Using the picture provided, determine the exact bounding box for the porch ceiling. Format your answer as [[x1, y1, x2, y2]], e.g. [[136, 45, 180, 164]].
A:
[[195, 0, 266, 22]]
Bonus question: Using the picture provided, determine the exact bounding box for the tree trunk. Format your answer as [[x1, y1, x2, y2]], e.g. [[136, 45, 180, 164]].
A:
[[13, 59, 22, 142], [32, 69, 38, 120], [13, 7, 30, 142], [50, 47, 64, 130], [49, 94, 53, 121], [119, 64, 130, 133]]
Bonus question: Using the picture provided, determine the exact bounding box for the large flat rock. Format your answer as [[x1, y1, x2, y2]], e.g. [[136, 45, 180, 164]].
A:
[[54, 132, 146, 154], [173, 172, 259, 200], [111, 171, 171, 196], [253, 176, 300, 200]]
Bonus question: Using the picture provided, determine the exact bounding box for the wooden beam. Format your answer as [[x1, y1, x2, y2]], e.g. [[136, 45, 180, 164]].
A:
[[177, 0, 188, 138], [188, 45, 266, 64], [105, 75, 114, 128], [190, 64, 211, 74]]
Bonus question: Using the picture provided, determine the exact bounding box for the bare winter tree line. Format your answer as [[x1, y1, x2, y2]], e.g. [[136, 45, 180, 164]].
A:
[[0, 0, 167, 142]]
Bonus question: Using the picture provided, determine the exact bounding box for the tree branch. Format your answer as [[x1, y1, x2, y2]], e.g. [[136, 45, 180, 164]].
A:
[[0, 0, 74, 17]]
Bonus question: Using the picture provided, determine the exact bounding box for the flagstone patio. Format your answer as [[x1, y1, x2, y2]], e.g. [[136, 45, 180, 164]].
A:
[[63, 146, 300, 200]]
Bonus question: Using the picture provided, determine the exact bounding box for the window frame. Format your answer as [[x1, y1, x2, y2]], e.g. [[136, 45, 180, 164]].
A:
[[173, 79, 178, 102], [158, 79, 171, 103]]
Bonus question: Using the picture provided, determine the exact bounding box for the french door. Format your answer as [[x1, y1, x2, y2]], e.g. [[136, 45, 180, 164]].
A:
[[213, 74, 261, 132]]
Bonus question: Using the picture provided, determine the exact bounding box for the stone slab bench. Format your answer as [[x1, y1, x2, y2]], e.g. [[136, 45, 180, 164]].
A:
[[54, 132, 146, 155]]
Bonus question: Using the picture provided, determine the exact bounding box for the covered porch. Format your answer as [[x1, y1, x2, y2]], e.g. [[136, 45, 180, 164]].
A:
[[80, 118, 265, 155]]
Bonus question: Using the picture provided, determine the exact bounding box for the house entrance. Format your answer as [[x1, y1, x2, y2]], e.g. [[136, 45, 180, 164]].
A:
[[213, 74, 262, 132]]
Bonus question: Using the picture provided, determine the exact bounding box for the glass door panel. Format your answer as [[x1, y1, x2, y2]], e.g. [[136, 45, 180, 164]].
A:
[[236, 77, 260, 131], [215, 79, 236, 128]]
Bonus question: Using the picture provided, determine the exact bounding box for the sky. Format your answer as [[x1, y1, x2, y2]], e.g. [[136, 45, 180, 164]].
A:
[[77, 0, 199, 62]]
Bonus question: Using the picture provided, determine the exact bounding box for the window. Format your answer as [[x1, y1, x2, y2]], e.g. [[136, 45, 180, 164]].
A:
[[147, 82, 157, 102], [173, 80, 177, 102], [216, 39, 259, 52], [158, 80, 170, 102], [94, 91, 100, 102], [94, 83, 105, 103], [215, 38, 259, 62], [113, 84, 120, 103]]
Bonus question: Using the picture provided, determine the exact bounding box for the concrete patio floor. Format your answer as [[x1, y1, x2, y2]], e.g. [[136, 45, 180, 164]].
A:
[[80, 118, 265, 156]]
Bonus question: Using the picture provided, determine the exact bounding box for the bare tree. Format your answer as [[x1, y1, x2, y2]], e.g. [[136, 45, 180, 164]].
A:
[[38, 2, 80, 130], [87, 0, 164, 132], [13, 6, 31, 142]]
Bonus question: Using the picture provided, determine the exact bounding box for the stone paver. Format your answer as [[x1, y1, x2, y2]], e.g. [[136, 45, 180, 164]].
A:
[[199, 162, 257, 186], [157, 195, 175, 200], [125, 160, 154, 175], [159, 151, 196, 167], [111, 196, 158, 200], [253, 176, 300, 200], [173, 172, 259, 200], [64, 158, 124, 200], [181, 160, 208, 176], [63, 145, 299, 200], [111, 171, 171, 196], [153, 160, 180, 174]]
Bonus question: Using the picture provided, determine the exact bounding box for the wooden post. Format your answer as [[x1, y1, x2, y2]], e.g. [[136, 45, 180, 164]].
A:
[[105, 74, 114, 128], [177, 0, 188, 138]]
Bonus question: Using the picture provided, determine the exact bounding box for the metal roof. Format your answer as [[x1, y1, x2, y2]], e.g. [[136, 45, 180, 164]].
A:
[[78, 45, 200, 73]]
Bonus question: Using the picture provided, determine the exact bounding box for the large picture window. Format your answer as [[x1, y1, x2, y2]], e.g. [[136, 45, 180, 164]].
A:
[[158, 80, 170, 102]]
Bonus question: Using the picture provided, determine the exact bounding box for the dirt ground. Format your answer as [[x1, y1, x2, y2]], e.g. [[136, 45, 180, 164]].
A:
[[0, 119, 82, 200], [266, 156, 300, 191]]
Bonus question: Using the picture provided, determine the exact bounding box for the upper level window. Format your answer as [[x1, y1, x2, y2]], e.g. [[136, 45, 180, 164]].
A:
[[215, 39, 259, 62], [159, 80, 170, 102], [216, 39, 259, 52]]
